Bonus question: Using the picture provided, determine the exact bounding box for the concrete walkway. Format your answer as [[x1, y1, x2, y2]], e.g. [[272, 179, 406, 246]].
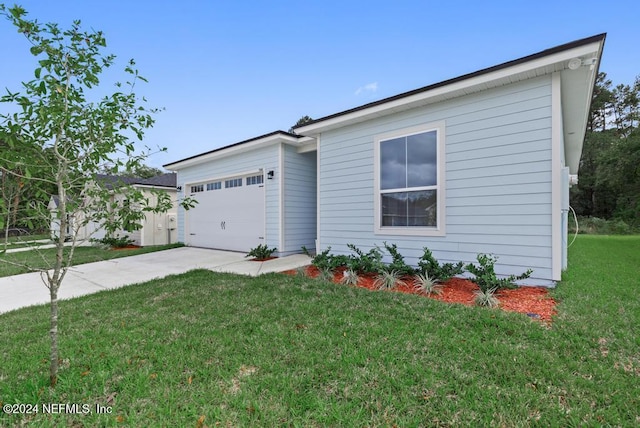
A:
[[0, 247, 311, 315], [3, 239, 91, 253]]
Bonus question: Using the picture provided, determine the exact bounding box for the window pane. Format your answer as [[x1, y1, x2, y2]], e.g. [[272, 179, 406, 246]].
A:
[[407, 131, 437, 187], [407, 190, 437, 226], [381, 190, 437, 227], [380, 137, 406, 190], [381, 192, 407, 226]]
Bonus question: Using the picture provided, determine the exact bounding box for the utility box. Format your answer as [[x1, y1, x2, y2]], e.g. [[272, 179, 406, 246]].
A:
[[167, 214, 177, 230]]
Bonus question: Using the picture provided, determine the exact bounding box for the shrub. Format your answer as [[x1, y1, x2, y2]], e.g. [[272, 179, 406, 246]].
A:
[[346, 244, 384, 274], [465, 254, 532, 295], [383, 242, 416, 275], [92, 234, 134, 248], [610, 219, 632, 235], [245, 244, 277, 260], [310, 247, 349, 272], [417, 248, 465, 283], [571, 216, 636, 235]]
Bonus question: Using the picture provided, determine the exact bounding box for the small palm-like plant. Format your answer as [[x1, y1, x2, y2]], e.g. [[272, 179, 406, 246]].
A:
[[316, 267, 334, 282], [295, 266, 308, 277], [340, 268, 360, 286], [413, 273, 442, 295], [473, 287, 499, 308], [374, 270, 404, 290]]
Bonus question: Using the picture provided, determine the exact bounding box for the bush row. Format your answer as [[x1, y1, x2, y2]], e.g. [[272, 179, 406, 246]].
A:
[[302, 243, 533, 307], [569, 216, 639, 235]]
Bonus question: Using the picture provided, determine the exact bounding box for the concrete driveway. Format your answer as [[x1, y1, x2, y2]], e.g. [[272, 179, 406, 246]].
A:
[[0, 247, 311, 315]]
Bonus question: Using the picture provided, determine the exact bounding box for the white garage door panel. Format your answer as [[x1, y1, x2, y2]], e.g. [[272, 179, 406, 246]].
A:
[[188, 183, 265, 252]]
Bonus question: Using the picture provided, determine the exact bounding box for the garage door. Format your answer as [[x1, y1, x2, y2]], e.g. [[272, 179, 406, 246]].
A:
[[187, 174, 265, 252]]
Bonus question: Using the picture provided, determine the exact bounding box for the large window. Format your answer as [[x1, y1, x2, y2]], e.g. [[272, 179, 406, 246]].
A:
[[375, 122, 444, 236]]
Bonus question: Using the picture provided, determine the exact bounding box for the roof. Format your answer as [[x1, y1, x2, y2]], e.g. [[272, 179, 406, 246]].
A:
[[294, 34, 606, 134], [49, 173, 177, 208], [164, 130, 302, 170], [95, 173, 177, 190], [164, 34, 605, 175]]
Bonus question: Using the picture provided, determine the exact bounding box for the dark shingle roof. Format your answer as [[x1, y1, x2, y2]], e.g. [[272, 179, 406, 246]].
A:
[[95, 173, 177, 189], [163, 130, 300, 168], [50, 173, 176, 208], [293, 33, 607, 131]]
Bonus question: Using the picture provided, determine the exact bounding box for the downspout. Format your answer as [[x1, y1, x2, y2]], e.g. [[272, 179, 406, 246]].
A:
[[551, 72, 564, 282]]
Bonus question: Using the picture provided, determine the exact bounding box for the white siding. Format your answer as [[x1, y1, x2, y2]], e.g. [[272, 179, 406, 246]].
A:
[[175, 144, 280, 251], [282, 146, 316, 255], [139, 188, 178, 246], [318, 76, 555, 282]]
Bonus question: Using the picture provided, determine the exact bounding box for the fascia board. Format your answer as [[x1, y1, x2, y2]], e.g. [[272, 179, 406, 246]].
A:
[[165, 133, 298, 170], [295, 41, 603, 136]]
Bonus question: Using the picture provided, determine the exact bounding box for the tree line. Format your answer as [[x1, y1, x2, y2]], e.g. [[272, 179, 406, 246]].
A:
[[571, 72, 640, 227]]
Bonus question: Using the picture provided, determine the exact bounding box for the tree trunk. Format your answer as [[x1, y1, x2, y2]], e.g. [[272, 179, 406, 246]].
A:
[[49, 284, 59, 387], [48, 181, 67, 387], [11, 185, 20, 227]]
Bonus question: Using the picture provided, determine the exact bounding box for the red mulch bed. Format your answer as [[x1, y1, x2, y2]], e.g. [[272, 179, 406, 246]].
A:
[[111, 245, 141, 250], [284, 266, 557, 323]]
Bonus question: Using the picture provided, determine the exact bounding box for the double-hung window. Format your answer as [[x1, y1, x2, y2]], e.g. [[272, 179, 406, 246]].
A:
[[374, 122, 445, 236]]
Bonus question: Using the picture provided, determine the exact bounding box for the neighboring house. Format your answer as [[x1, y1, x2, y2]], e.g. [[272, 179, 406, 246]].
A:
[[165, 34, 605, 285], [49, 173, 178, 246]]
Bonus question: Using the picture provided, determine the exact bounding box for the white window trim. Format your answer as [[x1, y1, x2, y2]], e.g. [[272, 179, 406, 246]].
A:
[[183, 168, 263, 192], [373, 121, 446, 237]]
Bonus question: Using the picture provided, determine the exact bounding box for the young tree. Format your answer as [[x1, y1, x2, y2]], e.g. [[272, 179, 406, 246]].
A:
[[0, 5, 192, 386], [289, 115, 313, 133]]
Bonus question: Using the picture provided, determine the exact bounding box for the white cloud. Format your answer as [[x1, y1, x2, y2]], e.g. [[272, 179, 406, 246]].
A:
[[355, 82, 378, 95]]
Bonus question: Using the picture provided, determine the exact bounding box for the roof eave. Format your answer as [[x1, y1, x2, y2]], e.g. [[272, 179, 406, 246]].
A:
[[294, 34, 606, 136], [164, 131, 301, 170], [562, 38, 606, 174]]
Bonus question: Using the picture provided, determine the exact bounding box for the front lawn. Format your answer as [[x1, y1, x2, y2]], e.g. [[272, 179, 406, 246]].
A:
[[0, 236, 638, 426], [0, 243, 184, 278]]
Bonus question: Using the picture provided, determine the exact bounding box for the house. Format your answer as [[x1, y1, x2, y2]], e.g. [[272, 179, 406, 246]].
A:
[[164, 132, 317, 255], [165, 34, 606, 285], [49, 173, 178, 246]]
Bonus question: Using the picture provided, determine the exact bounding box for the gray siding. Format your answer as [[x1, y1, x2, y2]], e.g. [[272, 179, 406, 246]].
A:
[[175, 144, 280, 250], [282, 146, 317, 255], [318, 75, 555, 282]]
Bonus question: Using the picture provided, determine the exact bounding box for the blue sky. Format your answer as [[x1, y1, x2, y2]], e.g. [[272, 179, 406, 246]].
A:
[[1, 0, 638, 169]]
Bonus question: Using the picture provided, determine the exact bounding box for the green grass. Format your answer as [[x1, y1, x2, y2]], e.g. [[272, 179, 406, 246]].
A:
[[0, 236, 638, 426], [0, 243, 185, 277], [0, 233, 51, 250]]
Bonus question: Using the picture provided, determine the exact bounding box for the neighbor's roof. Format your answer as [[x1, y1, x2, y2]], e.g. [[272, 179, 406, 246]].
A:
[[96, 173, 177, 189], [49, 173, 177, 208]]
